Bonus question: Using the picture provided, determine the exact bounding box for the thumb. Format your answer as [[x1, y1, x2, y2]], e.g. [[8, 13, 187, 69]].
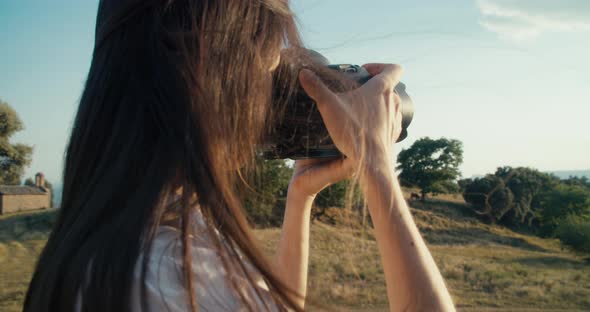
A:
[[298, 69, 339, 106]]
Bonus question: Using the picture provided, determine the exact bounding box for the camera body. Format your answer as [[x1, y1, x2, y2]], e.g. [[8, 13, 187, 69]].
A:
[[260, 64, 414, 160]]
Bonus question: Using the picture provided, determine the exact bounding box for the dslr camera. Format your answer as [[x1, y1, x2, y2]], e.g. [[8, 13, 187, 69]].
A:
[[260, 51, 414, 160]]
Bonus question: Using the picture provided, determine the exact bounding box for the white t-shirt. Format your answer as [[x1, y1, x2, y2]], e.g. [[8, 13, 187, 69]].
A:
[[73, 200, 279, 311], [128, 207, 280, 312]]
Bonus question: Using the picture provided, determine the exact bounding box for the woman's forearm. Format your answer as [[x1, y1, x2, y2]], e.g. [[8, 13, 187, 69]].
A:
[[360, 160, 455, 312], [272, 190, 314, 309]]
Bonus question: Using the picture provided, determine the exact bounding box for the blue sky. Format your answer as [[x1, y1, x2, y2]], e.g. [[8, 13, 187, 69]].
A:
[[1, 0, 589, 186]]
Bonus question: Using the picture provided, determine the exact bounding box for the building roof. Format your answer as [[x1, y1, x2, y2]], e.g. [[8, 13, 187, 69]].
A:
[[0, 185, 47, 195]]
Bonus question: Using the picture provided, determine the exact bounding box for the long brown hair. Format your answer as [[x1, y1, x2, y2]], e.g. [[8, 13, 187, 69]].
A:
[[23, 0, 326, 311]]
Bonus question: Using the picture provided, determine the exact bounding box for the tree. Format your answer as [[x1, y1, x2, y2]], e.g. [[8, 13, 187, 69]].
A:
[[537, 184, 590, 236], [463, 166, 559, 228], [242, 159, 292, 226], [0, 99, 33, 184], [396, 137, 463, 200], [458, 178, 473, 193], [554, 215, 590, 253], [463, 174, 515, 223], [494, 167, 558, 227]]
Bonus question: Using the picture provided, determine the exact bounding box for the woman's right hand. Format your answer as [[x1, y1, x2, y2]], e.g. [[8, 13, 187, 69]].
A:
[[298, 63, 404, 167]]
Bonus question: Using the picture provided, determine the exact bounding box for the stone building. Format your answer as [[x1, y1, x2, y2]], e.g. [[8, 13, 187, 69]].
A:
[[0, 172, 51, 214]]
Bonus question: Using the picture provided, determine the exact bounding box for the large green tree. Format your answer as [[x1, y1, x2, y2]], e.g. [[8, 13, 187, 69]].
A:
[[463, 174, 515, 223], [396, 137, 463, 200], [494, 167, 558, 227], [463, 167, 558, 228], [0, 99, 33, 184]]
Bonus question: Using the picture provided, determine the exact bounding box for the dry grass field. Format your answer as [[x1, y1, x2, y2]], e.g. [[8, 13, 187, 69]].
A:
[[1, 194, 589, 311], [0, 209, 55, 312]]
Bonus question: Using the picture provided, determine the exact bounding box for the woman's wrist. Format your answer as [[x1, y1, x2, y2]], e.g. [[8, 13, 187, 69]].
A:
[[286, 185, 316, 214], [358, 153, 408, 220], [362, 140, 396, 170], [360, 150, 397, 186]]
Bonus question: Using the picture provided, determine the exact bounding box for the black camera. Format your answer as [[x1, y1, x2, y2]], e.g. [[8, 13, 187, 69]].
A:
[[260, 55, 414, 160]]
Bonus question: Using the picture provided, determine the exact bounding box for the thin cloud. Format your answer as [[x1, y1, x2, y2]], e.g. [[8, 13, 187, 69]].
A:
[[477, 0, 590, 40]]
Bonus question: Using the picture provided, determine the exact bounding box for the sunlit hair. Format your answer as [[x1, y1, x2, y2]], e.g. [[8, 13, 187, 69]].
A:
[[21, 0, 341, 311]]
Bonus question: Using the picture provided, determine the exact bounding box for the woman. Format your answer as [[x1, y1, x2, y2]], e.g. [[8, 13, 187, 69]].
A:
[[24, 0, 455, 311]]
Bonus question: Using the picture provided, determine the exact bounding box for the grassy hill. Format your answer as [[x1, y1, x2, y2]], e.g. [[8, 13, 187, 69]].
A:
[[0, 209, 56, 312], [1, 195, 590, 311]]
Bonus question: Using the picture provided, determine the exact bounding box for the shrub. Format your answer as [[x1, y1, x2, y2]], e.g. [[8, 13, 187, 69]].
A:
[[554, 215, 590, 253], [538, 184, 590, 236]]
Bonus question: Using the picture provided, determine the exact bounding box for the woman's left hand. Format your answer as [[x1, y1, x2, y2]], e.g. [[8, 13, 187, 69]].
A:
[[287, 156, 356, 199]]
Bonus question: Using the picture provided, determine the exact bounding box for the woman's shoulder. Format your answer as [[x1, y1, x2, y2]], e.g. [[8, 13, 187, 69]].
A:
[[130, 208, 277, 311]]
